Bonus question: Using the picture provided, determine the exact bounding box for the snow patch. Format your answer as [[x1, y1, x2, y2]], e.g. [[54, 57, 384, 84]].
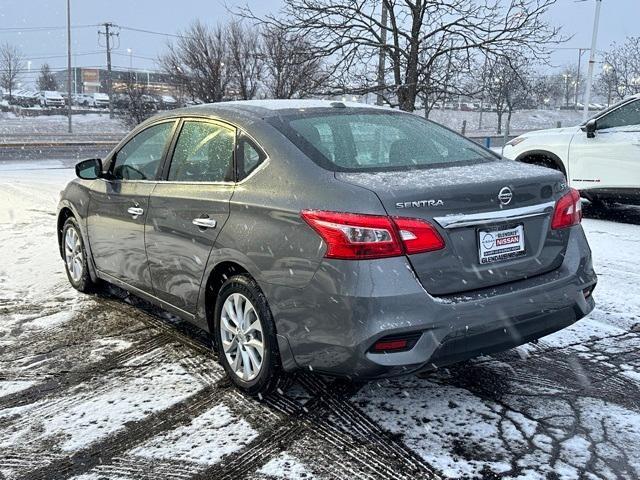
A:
[[258, 452, 311, 479], [131, 403, 257, 465]]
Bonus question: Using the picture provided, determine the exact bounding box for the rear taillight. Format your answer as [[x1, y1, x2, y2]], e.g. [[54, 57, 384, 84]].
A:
[[300, 210, 444, 260], [551, 188, 582, 230], [392, 217, 445, 254]]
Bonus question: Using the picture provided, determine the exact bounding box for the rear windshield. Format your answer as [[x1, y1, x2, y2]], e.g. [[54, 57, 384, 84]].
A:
[[269, 110, 496, 172]]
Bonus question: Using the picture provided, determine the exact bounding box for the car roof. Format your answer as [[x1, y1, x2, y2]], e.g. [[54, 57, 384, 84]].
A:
[[162, 99, 392, 120]]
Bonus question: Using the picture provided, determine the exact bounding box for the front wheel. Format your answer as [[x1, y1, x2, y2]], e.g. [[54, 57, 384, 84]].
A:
[[213, 275, 282, 396], [61, 217, 98, 292]]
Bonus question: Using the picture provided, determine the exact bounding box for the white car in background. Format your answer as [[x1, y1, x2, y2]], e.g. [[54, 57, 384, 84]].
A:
[[91, 92, 110, 108], [503, 94, 640, 206], [39, 91, 65, 108]]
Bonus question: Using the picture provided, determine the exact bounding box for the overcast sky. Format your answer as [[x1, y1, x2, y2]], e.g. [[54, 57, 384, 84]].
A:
[[1, 0, 638, 87]]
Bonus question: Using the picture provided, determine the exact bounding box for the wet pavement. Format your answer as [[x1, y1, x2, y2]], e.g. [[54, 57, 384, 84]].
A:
[[1, 168, 639, 480]]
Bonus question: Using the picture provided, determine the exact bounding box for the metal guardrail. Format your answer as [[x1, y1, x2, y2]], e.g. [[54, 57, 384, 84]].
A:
[[467, 134, 518, 148]]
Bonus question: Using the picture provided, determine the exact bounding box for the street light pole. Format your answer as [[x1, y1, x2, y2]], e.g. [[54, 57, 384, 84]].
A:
[[376, 2, 387, 106], [66, 0, 72, 133], [582, 0, 603, 121], [575, 48, 588, 110]]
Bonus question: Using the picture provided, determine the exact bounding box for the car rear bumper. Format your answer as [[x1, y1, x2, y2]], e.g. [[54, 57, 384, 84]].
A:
[[267, 225, 596, 379]]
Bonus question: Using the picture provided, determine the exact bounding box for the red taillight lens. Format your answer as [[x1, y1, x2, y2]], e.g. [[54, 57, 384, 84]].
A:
[[392, 217, 445, 254], [300, 210, 402, 259], [552, 188, 582, 229], [300, 210, 445, 260]]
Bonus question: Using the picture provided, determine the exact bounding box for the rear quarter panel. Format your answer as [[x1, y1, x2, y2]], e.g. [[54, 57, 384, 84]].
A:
[[211, 122, 387, 291]]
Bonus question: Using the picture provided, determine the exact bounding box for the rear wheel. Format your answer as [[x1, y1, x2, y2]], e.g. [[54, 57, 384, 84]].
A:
[[213, 275, 282, 395], [62, 217, 97, 292]]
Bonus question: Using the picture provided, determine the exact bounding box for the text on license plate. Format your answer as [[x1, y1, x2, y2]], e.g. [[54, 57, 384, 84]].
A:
[[478, 224, 526, 264]]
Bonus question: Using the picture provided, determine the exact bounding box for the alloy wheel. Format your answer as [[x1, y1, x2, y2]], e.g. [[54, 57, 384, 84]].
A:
[[220, 293, 265, 381], [64, 227, 83, 283]]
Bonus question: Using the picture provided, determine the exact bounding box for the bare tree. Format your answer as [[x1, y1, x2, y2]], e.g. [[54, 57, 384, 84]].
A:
[[240, 0, 564, 112], [120, 71, 155, 127], [484, 56, 531, 134], [0, 42, 25, 101], [260, 24, 326, 99], [601, 37, 640, 101], [529, 74, 562, 109], [37, 63, 58, 91], [557, 65, 580, 108], [595, 64, 618, 107], [227, 21, 263, 100], [159, 21, 231, 103], [419, 45, 472, 118]]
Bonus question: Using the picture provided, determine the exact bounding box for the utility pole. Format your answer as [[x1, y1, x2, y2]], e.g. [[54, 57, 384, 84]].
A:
[[575, 48, 588, 109], [376, 2, 387, 106], [99, 22, 118, 118], [66, 0, 72, 133], [583, 0, 603, 121], [478, 52, 489, 129]]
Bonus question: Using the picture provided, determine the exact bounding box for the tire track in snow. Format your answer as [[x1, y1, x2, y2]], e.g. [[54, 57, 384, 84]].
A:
[[191, 375, 439, 480], [17, 385, 222, 480], [0, 334, 171, 411]]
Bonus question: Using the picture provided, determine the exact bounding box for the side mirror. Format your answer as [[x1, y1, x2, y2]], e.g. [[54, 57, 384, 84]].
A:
[[75, 158, 102, 180], [583, 119, 597, 139]]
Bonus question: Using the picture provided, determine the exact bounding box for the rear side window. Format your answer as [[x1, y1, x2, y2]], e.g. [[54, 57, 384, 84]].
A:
[[112, 121, 175, 180], [270, 111, 495, 172], [237, 137, 266, 180], [598, 99, 640, 130], [168, 121, 235, 182]]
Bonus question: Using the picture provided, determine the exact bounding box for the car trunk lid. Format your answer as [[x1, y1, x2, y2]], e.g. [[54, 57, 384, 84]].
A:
[[336, 160, 569, 296]]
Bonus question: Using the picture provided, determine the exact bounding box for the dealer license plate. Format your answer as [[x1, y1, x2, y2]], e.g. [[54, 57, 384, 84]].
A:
[[478, 224, 526, 264]]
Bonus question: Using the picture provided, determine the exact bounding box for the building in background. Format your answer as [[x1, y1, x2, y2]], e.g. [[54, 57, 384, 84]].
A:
[[54, 67, 180, 97]]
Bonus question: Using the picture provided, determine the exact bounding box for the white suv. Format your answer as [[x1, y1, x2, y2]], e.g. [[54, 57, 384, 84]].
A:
[[503, 94, 640, 206]]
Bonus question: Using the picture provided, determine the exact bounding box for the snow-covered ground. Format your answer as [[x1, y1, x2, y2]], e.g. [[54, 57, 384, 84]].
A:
[[0, 108, 584, 139], [0, 112, 127, 136], [1, 164, 639, 479], [425, 108, 585, 136]]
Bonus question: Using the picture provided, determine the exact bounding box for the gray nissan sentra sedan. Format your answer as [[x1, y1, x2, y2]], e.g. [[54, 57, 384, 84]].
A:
[[57, 100, 597, 395]]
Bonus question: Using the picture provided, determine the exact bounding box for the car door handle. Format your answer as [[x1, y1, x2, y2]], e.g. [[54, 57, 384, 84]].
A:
[[192, 218, 217, 229], [127, 207, 144, 217]]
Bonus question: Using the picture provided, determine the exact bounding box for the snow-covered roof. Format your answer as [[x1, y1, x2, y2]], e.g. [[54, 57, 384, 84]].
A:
[[202, 98, 390, 112]]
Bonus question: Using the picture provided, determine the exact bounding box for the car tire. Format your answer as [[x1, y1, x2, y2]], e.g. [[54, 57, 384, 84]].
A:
[[213, 274, 283, 396], [61, 217, 97, 293]]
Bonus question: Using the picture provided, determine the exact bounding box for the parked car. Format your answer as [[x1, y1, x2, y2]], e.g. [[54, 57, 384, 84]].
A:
[[112, 93, 130, 110], [57, 100, 597, 394], [159, 95, 178, 110], [12, 89, 40, 107], [503, 94, 640, 206], [91, 92, 110, 108], [141, 94, 159, 110], [40, 91, 65, 108], [73, 93, 90, 106]]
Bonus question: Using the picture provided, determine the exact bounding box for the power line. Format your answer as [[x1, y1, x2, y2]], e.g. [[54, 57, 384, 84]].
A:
[[0, 24, 99, 33], [111, 51, 157, 62], [118, 25, 186, 39], [25, 51, 104, 61]]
